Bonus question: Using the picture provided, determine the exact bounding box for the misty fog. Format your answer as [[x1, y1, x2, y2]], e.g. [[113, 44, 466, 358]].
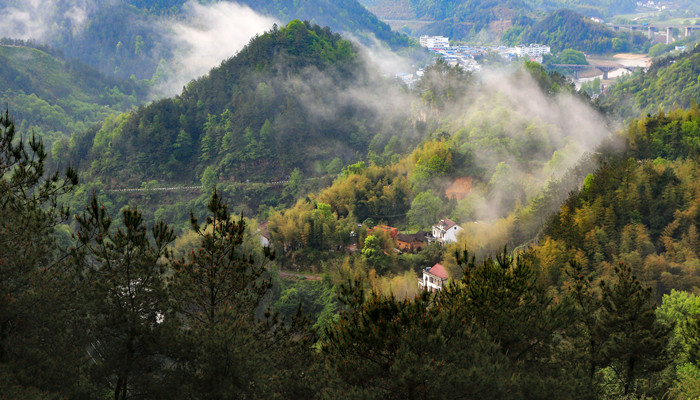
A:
[[154, 1, 278, 96]]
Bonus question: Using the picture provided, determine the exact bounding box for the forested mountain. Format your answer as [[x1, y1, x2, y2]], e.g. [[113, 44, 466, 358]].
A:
[[597, 44, 700, 121], [503, 9, 648, 53], [0, 0, 409, 81], [363, 0, 637, 19], [3, 2, 700, 397], [59, 20, 419, 192], [363, 0, 639, 41], [532, 107, 699, 298], [4, 103, 699, 398], [524, 0, 637, 17], [400, 0, 531, 40], [0, 40, 147, 146]]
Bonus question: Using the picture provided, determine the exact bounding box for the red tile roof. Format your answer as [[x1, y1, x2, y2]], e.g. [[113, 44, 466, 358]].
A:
[[428, 263, 449, 279], [436, 218, 457, 231]]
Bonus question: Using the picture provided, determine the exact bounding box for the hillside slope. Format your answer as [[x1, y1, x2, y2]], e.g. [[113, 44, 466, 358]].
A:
[[597, 44, 700, 121], [0, 0, 410, 81], [0, 42, 146, 145], [532, 107, 700, 299], [502, 9, 648, 53], [63, 21, 418, 190], [362, 0, 638, 40]]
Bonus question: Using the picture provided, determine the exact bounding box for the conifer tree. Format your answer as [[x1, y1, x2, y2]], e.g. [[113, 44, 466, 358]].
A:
[[0, 109, 80, 394], [322, 280, 512, 399], [563, 261, 604, 398], [74, 195, 176, 400], [598, 263, 672, 396], [450, 248, 571, 398], [168, 189, 315, 399]]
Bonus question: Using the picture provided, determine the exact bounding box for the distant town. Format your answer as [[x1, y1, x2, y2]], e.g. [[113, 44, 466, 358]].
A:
[[396, 36, 551, 87]]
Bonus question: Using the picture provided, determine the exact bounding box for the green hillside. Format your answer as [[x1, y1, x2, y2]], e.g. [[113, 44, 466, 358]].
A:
[[126, 0, 406, 45], [363, 0, 639, 40], [597, 44, 700, 121], [5, 5, 700, 398], [533, 107, 700, 298], [504, 9, 648, 53], [0, 42, 146, 145], [62, 21, 418, 192], [366, 0, 638, 19], [0, 0, 411, 81]]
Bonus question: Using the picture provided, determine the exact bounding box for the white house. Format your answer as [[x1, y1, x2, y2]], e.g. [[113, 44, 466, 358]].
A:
[[515, 43, 551, 58], [258, 221, 271, 247], [432, 218, 463, 244], [419, 263, 449, 292], [420, 35, 450, 49]]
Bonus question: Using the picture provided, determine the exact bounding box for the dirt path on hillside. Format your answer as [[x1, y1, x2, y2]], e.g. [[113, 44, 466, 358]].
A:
[[279, 271, 322, 281]]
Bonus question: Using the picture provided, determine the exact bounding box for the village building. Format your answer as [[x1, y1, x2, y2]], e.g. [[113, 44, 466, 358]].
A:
[[395, 231, 429, 253], [432, 218, 463, 244], [419, 263, 449, 292], [515, 43, 551, 58], [419, 35, 450, 49], [371, 225, 399, 239], [258, 221, 271, 247]]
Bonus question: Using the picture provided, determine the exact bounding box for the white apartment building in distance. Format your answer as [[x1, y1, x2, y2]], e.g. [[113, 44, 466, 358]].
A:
[[515, 43, 551, 58], [420, 35, 450, 49]]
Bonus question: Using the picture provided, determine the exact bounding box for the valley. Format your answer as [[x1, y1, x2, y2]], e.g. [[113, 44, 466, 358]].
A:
[[0, 0, 699, 398]]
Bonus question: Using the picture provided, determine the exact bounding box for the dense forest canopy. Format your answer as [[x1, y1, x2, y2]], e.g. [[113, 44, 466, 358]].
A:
[[503, 9, 649, 53], [367, 0, 638, 19], [0, 0, 411, 81], [57, 20, 419, 194], [0, 41, 148, 146], [363, 0, 643, 41], [597, 44, 700, 121], [1, 3, 700, 398]]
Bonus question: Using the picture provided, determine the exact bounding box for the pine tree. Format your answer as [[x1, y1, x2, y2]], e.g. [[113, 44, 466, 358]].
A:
[[563, 260, 604, 398], [0, 109, 80, 395], [168, 189, 315, 398], [322, 280, 513, 399], [449, 248, 572, 398], [598, 263, 672, 396], [74, 195, 175, 400]]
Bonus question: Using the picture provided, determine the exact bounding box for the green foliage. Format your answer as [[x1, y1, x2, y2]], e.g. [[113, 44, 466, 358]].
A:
[[66, 20, 417, 198], [597, 45, 700, 121], [361, 234, 394, 274], [272, 278, 340, 330], [668, 362, 700, 400], [406, 0, 529, 40], [538, 108, 700, 297], [521, 9, 647, 53], [74, 196, 176, 400], [201, 165, 217, 193], [322, 279, 514, 399], [407, 190, 442, 229], [415, 59, 475, 111], [598, 263, 672, 396], [521, 60, 576, 95], [167, 190, 315, 398], [0, 110, 80, 396], [563, 261, 674, 398], [32, 0, 410, 81], [546, 48, 589, 65], [0, 45, 145, 147], [580, 77, 602, 97]]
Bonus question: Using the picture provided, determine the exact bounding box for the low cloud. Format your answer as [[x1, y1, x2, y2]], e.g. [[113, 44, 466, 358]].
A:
[[0, 0, 100, 40], [153, 1, 278, 97]]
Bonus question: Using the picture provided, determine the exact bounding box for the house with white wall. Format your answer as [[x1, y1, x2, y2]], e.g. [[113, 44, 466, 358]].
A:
[[419, 263, 449, 292], [432, 218, 463, 244], [419, 35, 450, 49]]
